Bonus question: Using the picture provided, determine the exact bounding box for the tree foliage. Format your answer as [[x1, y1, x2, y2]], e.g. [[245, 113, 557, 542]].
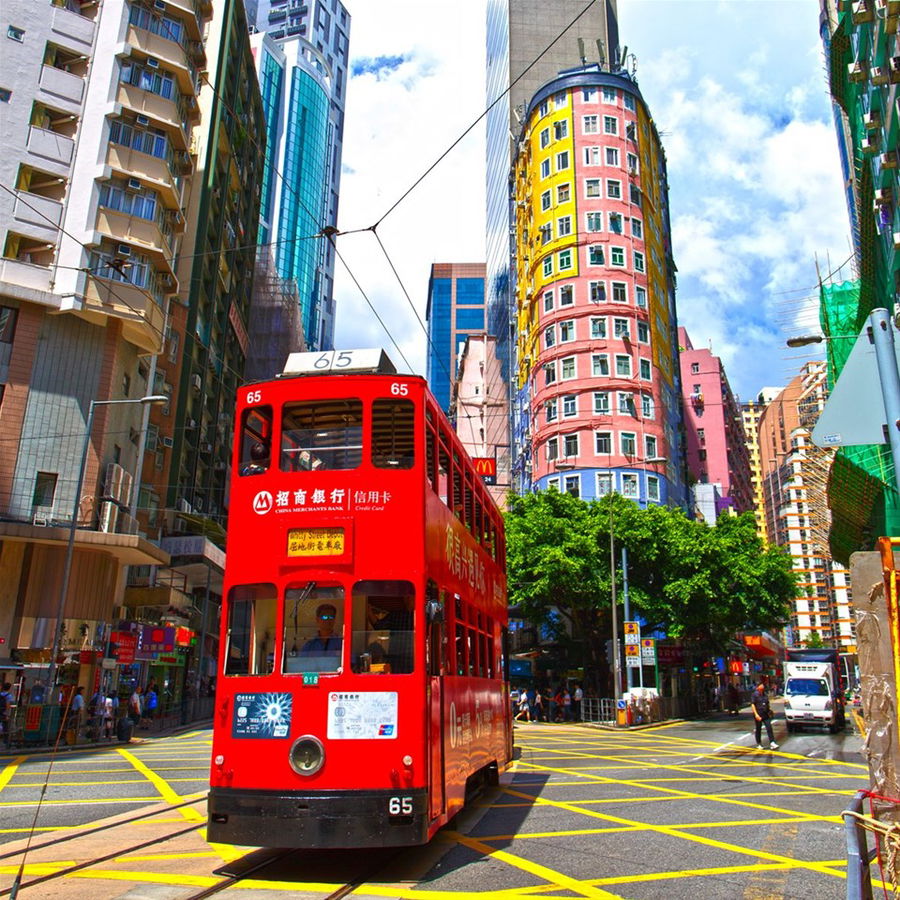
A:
[[505, 490, 796, 671]]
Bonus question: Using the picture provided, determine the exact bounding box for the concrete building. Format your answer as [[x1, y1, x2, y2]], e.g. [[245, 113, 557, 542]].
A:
[[247, 0, 350, 351], [741, 387, 782, 542], [511, 64, 687, 507], [485, 1, 619, 492], [758, 362, 855, 651], [426, 263, 487, 414], [678, 328, 753, 516]]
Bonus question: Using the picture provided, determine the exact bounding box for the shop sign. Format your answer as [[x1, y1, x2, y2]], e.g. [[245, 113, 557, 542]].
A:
[[137, 625, 175, 657], [657, 645, 684, 665], [175, 627, 194, 647], [112, 632, 137, 665], [79, 651, 99, 665], [729, 659, 743, 674]]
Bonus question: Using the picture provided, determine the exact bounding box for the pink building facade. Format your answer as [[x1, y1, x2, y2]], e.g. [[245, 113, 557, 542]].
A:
[[678, 328, 753, 514]]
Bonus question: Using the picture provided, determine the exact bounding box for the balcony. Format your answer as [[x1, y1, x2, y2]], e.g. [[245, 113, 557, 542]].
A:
[[26, 125, 75, 168], [12, 190, 63, 237], [166, 0, 207, 40], [116, 82, 190, 151], [0, 257, 53, 294], [38, 63, 86, 107], [105, 143, 181, 208], [126, 25, 199, 95], [50, 2, 96, 49], [74, 273, 166, 354], [94, 208, 177, 272]]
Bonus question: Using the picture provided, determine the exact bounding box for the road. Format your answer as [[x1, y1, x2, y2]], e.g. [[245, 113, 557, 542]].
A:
[[0, 714, 880, 898]]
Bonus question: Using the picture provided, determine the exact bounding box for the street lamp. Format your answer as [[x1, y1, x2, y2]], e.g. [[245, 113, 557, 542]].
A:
[[609, 456, 667, 705], [45, 394, 168, 696]]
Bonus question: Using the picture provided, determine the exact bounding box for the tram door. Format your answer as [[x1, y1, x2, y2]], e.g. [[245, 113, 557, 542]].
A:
[[426, 587, 445, 821]]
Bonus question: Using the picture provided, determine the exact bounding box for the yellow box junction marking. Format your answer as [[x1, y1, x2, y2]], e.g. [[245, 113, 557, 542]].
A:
[[116, 748, 205, 823]]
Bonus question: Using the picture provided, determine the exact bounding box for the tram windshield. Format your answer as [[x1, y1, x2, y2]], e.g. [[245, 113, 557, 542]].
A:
[[280, 399, 363, 471], [283, 583, 345, 673], [224, 583, 277, 676], [351, 580, 416, 674]]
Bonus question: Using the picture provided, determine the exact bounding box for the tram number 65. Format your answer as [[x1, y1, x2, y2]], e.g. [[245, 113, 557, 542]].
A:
[[388, 796, 413, 816]]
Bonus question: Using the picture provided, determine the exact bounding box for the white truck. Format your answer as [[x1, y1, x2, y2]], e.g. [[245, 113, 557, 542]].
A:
[[783, 648, 846, 734]]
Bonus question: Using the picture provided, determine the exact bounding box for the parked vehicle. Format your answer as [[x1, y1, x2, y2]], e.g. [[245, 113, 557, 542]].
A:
[[783, 648, 845, 734]]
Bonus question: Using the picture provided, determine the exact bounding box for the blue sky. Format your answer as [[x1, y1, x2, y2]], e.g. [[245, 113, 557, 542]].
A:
[[335, 0, 851, 401]]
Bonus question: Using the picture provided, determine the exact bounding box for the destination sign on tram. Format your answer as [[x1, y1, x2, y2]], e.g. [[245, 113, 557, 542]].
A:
[[287, 527, 345, 557]]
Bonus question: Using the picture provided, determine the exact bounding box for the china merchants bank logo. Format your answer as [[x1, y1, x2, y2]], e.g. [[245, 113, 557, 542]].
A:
[[252, 491, 274, 515]]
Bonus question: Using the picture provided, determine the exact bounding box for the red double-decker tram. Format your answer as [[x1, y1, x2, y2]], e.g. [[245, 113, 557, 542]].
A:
[[208, 349, 512, 848]]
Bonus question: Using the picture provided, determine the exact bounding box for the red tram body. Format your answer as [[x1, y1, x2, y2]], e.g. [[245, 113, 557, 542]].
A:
[[208, 350, 512, 848]]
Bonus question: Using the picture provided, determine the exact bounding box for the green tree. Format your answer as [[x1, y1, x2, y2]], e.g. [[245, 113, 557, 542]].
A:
[[505, 491, 796, 682], [805, 630, 824, 648]]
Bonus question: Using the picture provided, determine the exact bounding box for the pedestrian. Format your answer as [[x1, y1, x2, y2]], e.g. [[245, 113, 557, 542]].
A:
[[751, 682, 778, 750], [510, 686, 520, 719], [553, 686, 565, 722], [129, 685, 143, 726], [515, 692, 530, 722], [0, 682, 12, 748], [562, 687, 572, 721], [103, 692, 115, 740], [726, 683, 740, 716], [143, 685, 158, 726], [87, 688, 103, 741], [533, 689, 543, 722], [573, 683, 583, 721], [69, 686, 85, 739]]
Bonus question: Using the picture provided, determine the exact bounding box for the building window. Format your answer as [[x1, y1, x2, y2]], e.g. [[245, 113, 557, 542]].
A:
[[618, 391, 634, 414], [564, 474, 580, 497], [557, 215, 572, 237], [691, 362, 700, 374], [631, 217, 643, 239], [586, 212, 603, 232], [541, 190, 551, 210], [607, 180, 622, 200], [32, 472, 57, 508], [630, 184, 643, 207], [540, 223, 552, 244], [539, 99, 549, 116], [547, 476, 560, 491], [545, 398, 558, 422], [554, 91, 566, 108], [620, 432, 637, 456], [611, 282, 627, 303], [592, 354, 609, 376], [597, 473, 613, 495], [584, 146, 601, 165], [543, 289, 554, 311], [540, 158, 551, 178], [563, 433, 579, 456], [544, 362, 556, 385], [595, 431, 612, 454], [0, 306, 18, 343], [640, 358, 652, 380], [546, 436, 558, 461], [590, 317, 607, 339], [544, 324, 556, 348], [7, 25, 25, 42], [554, 120, 568, 140], [0, 88, 11, 102], [557, 183, 571, 203], [123, 372, 131, 397], [615, 355, 632, 377], [635, 286, 647, 308], [589, 246, 605, 266], [540, 127, 550, 148], [606, 147, 620, 166], [647, 475, 660, 502], [697, 428, 705, 443], [638, 321, 650, 343], [543, 257, 553, 277], [611, 247, 625, 267], [590, 281, 606, 303], [559, 320, 575, 342], [609, 212, 624, 234], [559, 285, 574, 306], [622, 473, 638, 498], [627, 152, 639, 174], [614, 318, 630, 339], [561, 356, 576, 379], [562, 394, 577, 417], [633, 251, 645, 273], [593, 391, 610, 414], [556, 150, 570, 171], [583, 87, 597, 102], [583, 114, 599, 133], [603, 86, 617, 103], [586, 178, 601, 197], [645, 434, 658, 458], [603, 115, 618, 135], [623, 93, 636, 111], [558, 249, 573, 270]]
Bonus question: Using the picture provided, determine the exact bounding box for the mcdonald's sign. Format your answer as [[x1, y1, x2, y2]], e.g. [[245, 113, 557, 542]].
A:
[[473, 457, 496, 478]]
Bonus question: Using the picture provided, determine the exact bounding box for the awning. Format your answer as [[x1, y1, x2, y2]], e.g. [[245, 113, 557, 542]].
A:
[[740, 631, 783, 658]]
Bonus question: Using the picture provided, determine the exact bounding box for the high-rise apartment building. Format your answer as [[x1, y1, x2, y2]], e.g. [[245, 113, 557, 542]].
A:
[[678, 328, 753, 515], [247, 0, 350, 351], [741, 387, 781, 542], [511, 64, 687, 507], [758, 362, 855, 650], [486, 1, 618, 490], [426, 263, 487, 414]]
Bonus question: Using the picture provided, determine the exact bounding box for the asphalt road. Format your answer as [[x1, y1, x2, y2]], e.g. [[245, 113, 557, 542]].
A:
[[0, 713, 883, 899]]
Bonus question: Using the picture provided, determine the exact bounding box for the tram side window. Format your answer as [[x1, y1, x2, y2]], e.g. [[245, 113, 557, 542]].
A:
[[281, 399, 363, 471], [426, 582, 445, 677], [239, 406, 273, 476], [372, 398, 415, 468], [283, 583, 345, 673], [425, 415, 437, 490], [452, 454, 464, 522], [438, 442, 451, 507], [351, 580, 415, 674], [224, 583, 277, 676]]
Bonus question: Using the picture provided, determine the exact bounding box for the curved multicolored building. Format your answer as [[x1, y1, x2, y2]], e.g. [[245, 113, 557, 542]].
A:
[[512, 64, 687, 508]]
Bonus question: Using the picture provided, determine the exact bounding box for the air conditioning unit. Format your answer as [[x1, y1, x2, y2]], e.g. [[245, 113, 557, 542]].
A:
[[120, 470, 133, 507], [98, 500, 119, 533], [186, 418, 197, 429], [104, 462, 125, 503], [200, 442, 213, 453], [126, 177, 141, 191], [862, 137, 879, 155], [852, 0, 874, 22], [864, 110, 881, 130], [147, 57, 159, 69], [116, 243, 132, 257], [162, 436, 173, 448], [136, 114, 150, 127], [191, 373, 202, 391], [881, 150, 898, 169], [871, 66, 889, 85], [177, 497, 192, 514]]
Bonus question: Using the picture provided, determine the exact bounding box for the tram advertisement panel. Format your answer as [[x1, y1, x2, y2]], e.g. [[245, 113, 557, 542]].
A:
[[232, 692, 293, 739], [327, 691, 398, 739]]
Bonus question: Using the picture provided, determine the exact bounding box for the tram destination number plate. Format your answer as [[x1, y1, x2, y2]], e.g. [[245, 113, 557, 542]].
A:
[[287, 527, 345, 557]]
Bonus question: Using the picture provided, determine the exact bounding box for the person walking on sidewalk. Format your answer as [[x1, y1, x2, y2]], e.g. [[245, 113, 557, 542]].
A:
[[751, 682, 778, 749]]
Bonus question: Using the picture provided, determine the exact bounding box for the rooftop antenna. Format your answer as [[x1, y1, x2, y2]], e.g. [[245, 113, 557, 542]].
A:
[[596, 39, 606, 70], [619, 45, 629, 71], [578, 37, 586, 66]]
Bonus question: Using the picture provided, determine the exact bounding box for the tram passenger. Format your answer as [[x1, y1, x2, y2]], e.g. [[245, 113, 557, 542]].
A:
[[300, 604, 343, 662], [371, 595, 415, 674], [240, 441, 269, 476]]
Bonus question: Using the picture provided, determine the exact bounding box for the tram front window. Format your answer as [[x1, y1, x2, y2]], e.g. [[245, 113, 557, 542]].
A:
[[284, 583, 345, 673], [281, 399, 363, 471], [224, 583, 277, 676], [351, 580, 416, 674]]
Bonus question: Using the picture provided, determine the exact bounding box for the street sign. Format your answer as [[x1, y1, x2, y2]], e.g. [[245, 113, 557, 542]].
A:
[[624, 621, 641, 644], [641, 638, 656, 663], [625, 644, 641, 668]]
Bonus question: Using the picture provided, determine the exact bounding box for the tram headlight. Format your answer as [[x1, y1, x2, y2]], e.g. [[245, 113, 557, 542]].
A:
[[289, 734, 325, 776]]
